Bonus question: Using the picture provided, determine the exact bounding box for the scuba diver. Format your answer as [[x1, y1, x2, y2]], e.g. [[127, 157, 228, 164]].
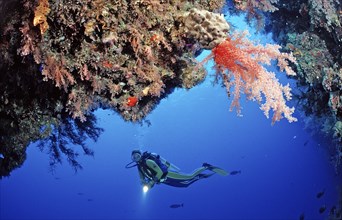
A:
[[126, 150, 240, 191]]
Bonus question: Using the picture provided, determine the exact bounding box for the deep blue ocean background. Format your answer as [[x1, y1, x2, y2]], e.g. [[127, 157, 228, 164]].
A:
[[1, 15, 341, 220]]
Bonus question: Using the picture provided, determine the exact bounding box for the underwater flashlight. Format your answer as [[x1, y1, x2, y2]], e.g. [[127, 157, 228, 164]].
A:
[[143, 185, 149, 193]]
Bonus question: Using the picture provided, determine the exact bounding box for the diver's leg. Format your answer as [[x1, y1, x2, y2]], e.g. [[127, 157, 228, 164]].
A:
[[166, 167, 208, 180], [163, 173, 215, 187]]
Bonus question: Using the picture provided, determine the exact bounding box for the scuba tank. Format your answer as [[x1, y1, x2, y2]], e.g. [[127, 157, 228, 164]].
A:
[[159, 156, 180, 171]]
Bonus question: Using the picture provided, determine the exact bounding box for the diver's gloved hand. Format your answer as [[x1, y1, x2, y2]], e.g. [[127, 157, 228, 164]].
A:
[[143, 179, 155, 189], [152, 176, 160, 182]]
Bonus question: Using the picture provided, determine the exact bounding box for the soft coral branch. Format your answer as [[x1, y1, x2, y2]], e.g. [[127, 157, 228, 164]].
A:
[[42, 55, 75, 92], [209, 30, 297, 124]]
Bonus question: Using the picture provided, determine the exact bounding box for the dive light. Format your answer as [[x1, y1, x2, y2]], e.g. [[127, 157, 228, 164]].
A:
[[143, 185, 149, 193]]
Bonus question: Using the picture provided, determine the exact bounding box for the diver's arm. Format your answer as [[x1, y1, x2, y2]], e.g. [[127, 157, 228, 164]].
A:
[[138, 168, 156, 188], [146, 159, 164, 181], [142, 177, 155, 189], [146, 179, 155, 188]]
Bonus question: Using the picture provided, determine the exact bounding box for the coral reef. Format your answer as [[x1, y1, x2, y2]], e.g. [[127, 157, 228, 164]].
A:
[[0, 0, 295, 176], [14, 0, 228, 123], [308, 0, 341, 33], [262, 0, 341, 170], [1, 0, 295, 123]]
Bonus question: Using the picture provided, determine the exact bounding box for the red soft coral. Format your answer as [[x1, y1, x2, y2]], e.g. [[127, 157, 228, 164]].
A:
[[208, 30, 297, 124]]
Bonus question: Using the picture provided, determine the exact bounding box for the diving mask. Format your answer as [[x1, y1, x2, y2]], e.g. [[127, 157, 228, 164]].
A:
[[131, 150, 142, 162]]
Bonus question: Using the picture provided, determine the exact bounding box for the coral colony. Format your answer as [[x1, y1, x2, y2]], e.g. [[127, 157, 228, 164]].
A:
[[25, 0, 297, 123]]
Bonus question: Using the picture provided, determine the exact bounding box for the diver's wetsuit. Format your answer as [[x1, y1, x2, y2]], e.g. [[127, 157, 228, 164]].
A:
[[163, 168, 215, 187], [137, 152, 223, 188]]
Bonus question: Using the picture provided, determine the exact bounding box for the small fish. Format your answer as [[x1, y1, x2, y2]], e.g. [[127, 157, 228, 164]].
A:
[[230, 170, 241, 175], [87, 199, 93, 202], [303, 140, 309, 146], [77, 192, 84, 196], [316, 190, 325, 199], [319, 205, 326, 214], [299, 213, 305, 220], [170, 203, 183, 208]]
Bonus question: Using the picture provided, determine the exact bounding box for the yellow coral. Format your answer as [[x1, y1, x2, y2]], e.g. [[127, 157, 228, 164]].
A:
[[33, 0, 51, 35], [142, 86, 150, 96]]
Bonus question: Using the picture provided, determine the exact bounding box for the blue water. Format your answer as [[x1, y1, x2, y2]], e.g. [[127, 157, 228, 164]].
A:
[[1, 15, 341, 220]]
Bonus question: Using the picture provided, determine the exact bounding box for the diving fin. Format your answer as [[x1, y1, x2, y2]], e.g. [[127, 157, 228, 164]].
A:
[[211, 167, 229, 176], [203, 163, 228, 176]]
